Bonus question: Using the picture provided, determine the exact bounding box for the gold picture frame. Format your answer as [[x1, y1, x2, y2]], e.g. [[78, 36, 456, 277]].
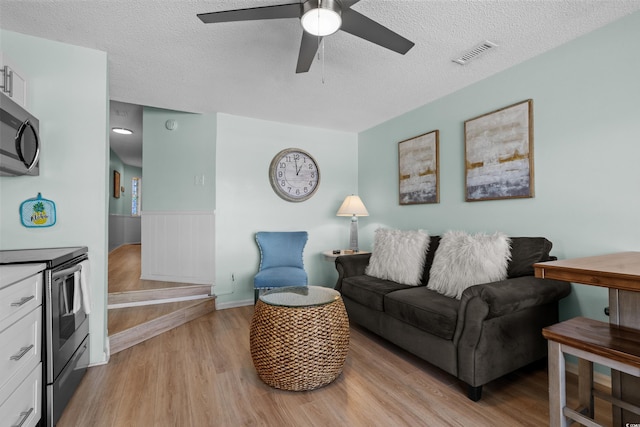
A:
[[113, 170, 121, 199], [398, 130, 439, 205], [464, 99, 534, 202]]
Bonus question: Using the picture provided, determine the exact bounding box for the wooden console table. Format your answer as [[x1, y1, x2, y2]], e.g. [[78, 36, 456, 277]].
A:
[[534, 251, 640, 426]]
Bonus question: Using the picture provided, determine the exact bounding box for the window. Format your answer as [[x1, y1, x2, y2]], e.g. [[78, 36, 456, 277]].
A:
[[131, 177, 141, 216]]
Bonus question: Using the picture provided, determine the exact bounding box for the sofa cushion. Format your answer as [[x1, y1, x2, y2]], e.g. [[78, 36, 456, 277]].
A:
[[428, 231, 511, 299], [341, 275, 413, 312], [365, 228, 430, 286], [507, 237, 553, 278], [385, 287, 460, 341]]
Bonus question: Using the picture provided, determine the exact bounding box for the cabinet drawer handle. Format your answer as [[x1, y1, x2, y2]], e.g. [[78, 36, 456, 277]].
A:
[[9, 345, 34, 361], [12, 408, 34, 427], [10, 295, 35, 307]]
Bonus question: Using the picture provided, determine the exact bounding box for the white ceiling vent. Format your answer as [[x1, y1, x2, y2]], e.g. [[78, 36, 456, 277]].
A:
[[452, 41, 497, 65]]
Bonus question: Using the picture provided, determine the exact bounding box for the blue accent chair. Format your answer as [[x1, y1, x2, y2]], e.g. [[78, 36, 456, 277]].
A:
[[254, 231, 308, 303]]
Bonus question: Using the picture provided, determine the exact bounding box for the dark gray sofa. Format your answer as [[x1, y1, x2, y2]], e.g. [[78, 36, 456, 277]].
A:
[[334, 236, 571, 401]]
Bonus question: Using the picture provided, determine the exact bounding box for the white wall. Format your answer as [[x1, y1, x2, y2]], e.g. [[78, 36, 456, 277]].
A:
[[0, 30, 109, 364], [215, 114, 358, 307]]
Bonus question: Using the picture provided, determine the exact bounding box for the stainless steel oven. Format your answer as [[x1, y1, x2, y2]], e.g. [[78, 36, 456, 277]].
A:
[[0, 247, 89, 426], [48, 259, 89, 380], [46, 255, 90, 426]]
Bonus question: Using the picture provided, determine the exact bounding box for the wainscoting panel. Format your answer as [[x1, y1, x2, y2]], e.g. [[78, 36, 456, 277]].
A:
[[141, 211, 215, 285], [109, 215, 141, 252]]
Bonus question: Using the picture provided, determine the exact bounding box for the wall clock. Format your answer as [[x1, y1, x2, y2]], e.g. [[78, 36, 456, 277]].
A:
[[269, 148, 320, 202]]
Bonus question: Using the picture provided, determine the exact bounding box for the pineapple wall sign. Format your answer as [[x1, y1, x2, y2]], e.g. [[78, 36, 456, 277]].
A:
[[20, 193, 57, 228]]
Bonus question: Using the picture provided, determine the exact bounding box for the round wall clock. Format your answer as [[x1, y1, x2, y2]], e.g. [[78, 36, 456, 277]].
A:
[[269, 148, 320, 202]]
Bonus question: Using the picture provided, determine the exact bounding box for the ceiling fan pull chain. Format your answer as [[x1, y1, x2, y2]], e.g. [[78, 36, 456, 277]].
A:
[[321, 38, 326, 84], [316, 1, 322, 61]]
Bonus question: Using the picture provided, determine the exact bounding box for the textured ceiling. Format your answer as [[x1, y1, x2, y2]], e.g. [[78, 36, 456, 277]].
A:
[[2, 1, 640, 154], [109, 101, 143, 168]]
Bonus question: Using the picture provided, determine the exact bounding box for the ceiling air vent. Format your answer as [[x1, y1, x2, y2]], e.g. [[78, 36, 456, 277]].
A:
[[452, 41, 497, 65]]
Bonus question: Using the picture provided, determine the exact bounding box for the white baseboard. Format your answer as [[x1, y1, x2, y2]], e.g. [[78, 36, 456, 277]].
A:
[[565, 361, 611, 388], [216, 299, 253, 310], [108, 293, 211, 309], [140, 274, 212, 285]]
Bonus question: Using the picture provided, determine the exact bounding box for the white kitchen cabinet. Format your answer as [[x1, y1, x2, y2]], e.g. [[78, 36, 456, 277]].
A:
[[0, 269, 42, 330], [0, 364, 41, 427], [0, 51, 28, 108], [0, 266, 44, 427]]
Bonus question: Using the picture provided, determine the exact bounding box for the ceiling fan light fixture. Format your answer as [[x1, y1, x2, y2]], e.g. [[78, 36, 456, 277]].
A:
[[301, 0, 342, 37]]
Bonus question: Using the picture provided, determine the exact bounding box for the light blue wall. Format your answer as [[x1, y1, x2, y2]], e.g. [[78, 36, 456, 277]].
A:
[[358, 11, 640, 324], [142, 108, 216, 212], [0, 30, 109, 364], [108, 149, 126, 215], [109, 149, 142, 216], [215, 114, 358, 305]]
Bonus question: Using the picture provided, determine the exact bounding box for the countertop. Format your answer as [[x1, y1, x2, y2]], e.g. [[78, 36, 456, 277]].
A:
[[0, 263, 46, 288]]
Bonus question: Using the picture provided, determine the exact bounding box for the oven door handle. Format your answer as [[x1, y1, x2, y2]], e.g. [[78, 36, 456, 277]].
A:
[[53, 264, 82, 280]]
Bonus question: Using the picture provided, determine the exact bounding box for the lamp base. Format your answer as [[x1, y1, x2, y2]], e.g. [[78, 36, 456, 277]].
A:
[[349, 216, 359, 252]]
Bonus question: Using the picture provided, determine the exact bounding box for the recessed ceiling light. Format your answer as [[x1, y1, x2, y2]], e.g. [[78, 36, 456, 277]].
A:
[[112, 127, 133, 135]]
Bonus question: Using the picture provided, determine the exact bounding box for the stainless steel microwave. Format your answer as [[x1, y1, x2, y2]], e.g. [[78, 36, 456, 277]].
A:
[[0, 93, 40, 176]]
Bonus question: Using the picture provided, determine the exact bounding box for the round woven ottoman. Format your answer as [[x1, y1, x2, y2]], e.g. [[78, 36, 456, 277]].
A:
[[250, 286, 350, 391]]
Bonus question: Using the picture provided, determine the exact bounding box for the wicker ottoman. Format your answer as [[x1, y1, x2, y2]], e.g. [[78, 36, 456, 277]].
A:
[[250, 286, 350, 391]]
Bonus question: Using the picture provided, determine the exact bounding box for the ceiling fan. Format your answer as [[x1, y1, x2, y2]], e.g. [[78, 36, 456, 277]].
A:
[[197, 0, 415, 73]]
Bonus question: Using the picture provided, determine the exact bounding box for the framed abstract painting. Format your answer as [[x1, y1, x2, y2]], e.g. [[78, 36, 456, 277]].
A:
[[464, 99, 534, 202], [399, 130, 439, 205]]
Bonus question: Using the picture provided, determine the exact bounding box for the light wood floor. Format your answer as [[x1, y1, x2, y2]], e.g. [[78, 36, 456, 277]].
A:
[[58, 305, 613, 427], [108, 244, 194, 293]]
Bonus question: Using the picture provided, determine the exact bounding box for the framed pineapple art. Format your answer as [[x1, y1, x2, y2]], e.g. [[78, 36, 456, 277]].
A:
[[20, 193, 57, 227]]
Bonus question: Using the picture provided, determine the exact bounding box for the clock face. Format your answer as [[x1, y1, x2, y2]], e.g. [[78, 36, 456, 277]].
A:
[[269, 148, 320, 202]]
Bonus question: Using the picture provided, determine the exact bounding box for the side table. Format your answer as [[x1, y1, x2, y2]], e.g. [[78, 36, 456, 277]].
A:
[[322, 250, 370, 262], [249, 286, 350, 391], [535, 252, 640, 426]]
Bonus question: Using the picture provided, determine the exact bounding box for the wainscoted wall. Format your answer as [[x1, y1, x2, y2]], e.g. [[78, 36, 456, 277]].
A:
[[108, 214, 141, 252], [141, 211, 215, 285]]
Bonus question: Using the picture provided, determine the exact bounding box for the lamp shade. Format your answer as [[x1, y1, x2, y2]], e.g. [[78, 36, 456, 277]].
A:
[[336, 195, 369, 217]]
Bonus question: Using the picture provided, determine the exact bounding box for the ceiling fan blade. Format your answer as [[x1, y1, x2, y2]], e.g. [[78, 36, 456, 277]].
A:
[[296, 32, 322, 73], [340, 0, 362, 9], [197, 3, 302, 24], [340, 9, 414, 54]]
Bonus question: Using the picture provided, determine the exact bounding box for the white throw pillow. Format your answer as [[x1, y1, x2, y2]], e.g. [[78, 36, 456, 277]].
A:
[[427, 231, 511, 299], [365, 229, 430, 286]]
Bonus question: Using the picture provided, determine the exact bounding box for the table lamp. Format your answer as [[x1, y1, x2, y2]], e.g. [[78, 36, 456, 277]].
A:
[[336, 195, 369, 252]]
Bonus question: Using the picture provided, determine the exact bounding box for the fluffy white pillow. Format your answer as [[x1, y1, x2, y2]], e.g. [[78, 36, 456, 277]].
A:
[[427, 231, 511, 299], [365, 229, 430, 286]]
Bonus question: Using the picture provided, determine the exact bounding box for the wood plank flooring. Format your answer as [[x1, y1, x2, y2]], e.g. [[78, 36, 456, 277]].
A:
[[108, 244, 195, 293], [59, 305, 613, 427], [107, 244, 216, 354]]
